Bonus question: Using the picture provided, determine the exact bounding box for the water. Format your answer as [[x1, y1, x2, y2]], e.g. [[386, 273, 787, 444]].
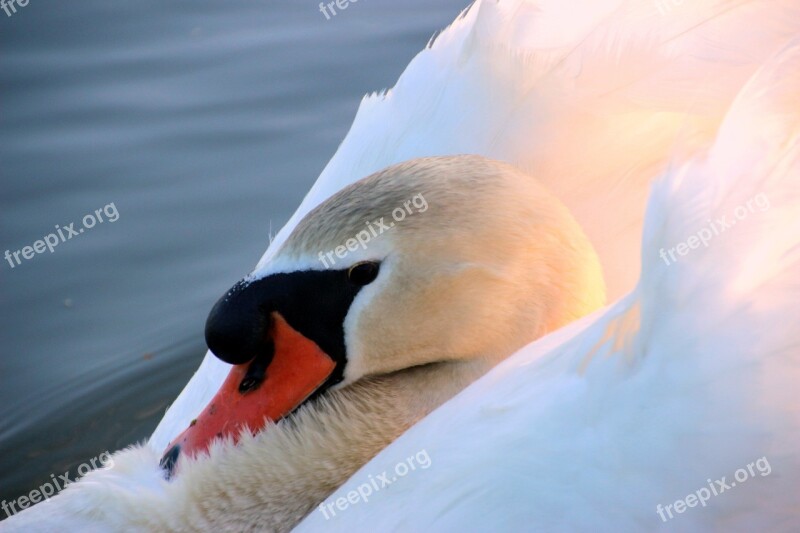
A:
[[0, 0, 468, 511]]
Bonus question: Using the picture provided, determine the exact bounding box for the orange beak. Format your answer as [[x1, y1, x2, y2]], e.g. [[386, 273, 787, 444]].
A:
[[160, 312, 336, 475]]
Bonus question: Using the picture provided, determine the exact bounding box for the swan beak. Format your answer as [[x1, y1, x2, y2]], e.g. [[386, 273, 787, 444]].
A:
[[159, 312, 335, 476]]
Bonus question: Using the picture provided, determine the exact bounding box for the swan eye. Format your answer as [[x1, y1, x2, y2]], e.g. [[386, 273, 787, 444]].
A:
[[347, 261, 380, 286]]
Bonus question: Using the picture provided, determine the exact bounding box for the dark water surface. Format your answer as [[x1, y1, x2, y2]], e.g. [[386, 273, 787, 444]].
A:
[[0, 0, 468, 509]]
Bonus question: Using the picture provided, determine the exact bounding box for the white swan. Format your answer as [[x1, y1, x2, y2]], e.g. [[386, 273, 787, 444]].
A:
[[296, 36, 800, 532], [151, 0, 800, 454], [5, 0, 799, 531]]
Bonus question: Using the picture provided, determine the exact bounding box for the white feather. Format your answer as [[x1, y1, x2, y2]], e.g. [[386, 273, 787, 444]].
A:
[[295, 38, 800, 532], [6, 1, 798, 531], [150, 0, 800, 455]]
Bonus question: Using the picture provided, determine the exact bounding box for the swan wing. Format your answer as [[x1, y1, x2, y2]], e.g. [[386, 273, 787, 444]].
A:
[[295, 38, 800, 532]]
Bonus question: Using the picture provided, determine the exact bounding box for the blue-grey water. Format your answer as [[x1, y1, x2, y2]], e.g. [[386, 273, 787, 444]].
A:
[[0, 0, 468, 512]]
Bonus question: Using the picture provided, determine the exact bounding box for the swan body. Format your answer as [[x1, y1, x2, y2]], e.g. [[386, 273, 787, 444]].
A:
[[296, 36, 800, 531], [4, 0, 800, 531], [151, 0, 800, 454]]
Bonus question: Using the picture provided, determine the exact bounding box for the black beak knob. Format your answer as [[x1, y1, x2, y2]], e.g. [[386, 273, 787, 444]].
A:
[[204, 280, 273, 366]]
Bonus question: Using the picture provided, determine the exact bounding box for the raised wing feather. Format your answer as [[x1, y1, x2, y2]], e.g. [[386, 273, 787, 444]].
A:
[[296, 37, 800, 532], [151, 0, 800, 462]]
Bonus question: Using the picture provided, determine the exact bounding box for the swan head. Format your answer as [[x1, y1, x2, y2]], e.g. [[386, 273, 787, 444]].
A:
[[161, 155, 605, 473]]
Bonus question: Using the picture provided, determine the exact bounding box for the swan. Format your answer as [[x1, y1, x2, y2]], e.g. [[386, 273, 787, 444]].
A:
[[5, 154, 607, 531], [295, 36, 800, 531], [150, 0, 800, 455], [4, 0, 799, 531]]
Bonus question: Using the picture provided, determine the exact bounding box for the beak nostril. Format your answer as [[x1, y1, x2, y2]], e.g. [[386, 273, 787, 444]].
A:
[[238, 377, 260, 394], [239, 349, 272, 394], [159, 444, 181, 479]]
